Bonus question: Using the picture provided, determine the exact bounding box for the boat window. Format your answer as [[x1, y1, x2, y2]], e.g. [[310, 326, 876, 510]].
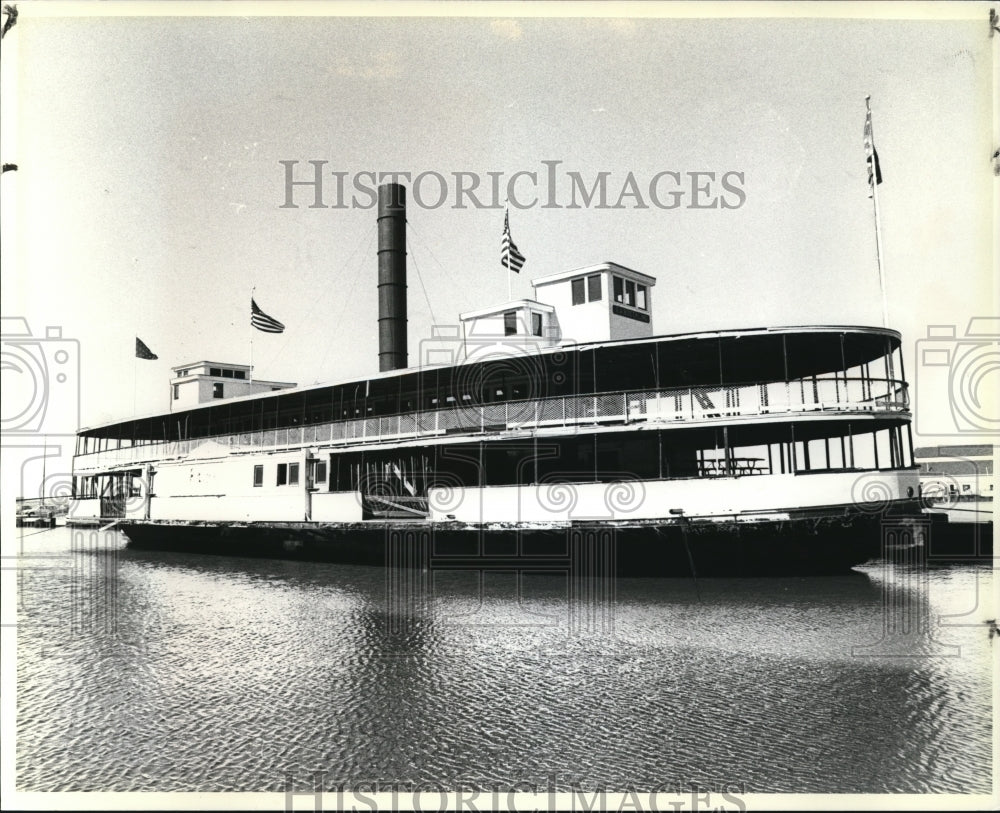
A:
[[289, 463, 299, 486], [315, 461, 327, 487], [532, 312, 543, 336], [213, 383, 224, 398], [172, 384, 179, 400], [625, 280, 636, 307], [571, 278, 585, 305], [234, 370, 246, 380], [587, 274, 602, 302], [253, 465, 263, 487], [504, 311, 517, 336], [613, 275, 624, 303], [210, 367, 222, 377], [276, 463, 288, 486], [222, 369, 234, 379], [636, 284, 647, 310]]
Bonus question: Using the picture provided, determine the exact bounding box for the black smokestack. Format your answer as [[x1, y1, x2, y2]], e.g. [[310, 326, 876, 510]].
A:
[[377, 182, 407, 372]]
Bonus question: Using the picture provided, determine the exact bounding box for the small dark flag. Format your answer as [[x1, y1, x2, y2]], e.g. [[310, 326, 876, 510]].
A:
[[251, 298, 285, 333], [2, 5, 18, 40], [864, 106, 883, 196], [501, 209, 526, 273], [135, 337, 158, 360]]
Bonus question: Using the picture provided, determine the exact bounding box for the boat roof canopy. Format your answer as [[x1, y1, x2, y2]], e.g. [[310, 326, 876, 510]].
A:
[[78, 325, 901, 440]]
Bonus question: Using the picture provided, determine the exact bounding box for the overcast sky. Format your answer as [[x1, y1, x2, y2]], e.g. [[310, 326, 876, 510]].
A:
[[2, 3, 995, 447]]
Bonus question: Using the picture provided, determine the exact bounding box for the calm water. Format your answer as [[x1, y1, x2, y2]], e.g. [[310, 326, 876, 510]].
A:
[[15, 527, 995, 794]]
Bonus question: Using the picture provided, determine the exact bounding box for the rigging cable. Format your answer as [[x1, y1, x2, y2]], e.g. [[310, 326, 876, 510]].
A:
[[406, 227, 438, 328], [259, 221, 377, 383], [406, 220, 473, 314], [315, 222, 378, 382]]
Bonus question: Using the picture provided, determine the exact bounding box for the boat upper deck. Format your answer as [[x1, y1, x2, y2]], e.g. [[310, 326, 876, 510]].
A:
[[72, 325, 908, 471]]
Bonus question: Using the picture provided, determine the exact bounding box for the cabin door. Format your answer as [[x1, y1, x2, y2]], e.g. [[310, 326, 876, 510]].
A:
[[304, 457, 329, 521], [99, 473, 126, 519]]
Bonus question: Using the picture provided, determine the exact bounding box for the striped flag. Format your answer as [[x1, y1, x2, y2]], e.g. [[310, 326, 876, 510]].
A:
[[135, 337, 158, 360], [864, 105, 882, 197], [501, 209, 526, 273], [251, 298, 285, 333]]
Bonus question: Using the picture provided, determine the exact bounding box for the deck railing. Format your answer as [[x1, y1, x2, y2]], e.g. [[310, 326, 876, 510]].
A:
[[73, 376, 909, 470]]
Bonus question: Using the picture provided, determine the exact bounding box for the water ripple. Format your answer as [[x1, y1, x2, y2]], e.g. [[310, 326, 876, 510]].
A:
[[15, 530, 994, 793]]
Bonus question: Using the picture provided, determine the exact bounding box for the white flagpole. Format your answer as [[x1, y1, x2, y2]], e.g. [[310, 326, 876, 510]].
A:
[[250, 285, 255, 385], [867, 95, 889, 330], [866, 95, 896, 396]]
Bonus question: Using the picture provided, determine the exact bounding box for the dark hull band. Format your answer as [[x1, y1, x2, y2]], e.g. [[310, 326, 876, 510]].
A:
[[100, 502, 988, 577]]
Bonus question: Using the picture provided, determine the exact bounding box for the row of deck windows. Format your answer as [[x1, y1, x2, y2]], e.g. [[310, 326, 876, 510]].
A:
[[571, 274, 604, 305], [252, 461, 328, 488], [210, 367, 247, 379], [570, 274, 648, 310], [176, 368, 246, 379], [253, 462, 300, 487], [254, 423, 912, 493], [613, 276, 647, 310], [503, 310, 544, 337]]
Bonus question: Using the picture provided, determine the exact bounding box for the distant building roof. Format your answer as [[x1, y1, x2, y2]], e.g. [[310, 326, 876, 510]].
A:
[[913, 445, 994, 459], [459, 299, 555, 322], [918, 460, 993, 476], [171, 361, 252, 372]]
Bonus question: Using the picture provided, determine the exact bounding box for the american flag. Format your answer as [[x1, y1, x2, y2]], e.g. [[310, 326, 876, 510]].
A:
[[501, 209, 526, 273], [864, 105, 882, 197], [251, 298, 285, 333]]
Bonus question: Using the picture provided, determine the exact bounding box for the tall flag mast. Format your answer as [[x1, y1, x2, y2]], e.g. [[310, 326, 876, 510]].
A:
[[864, 95, 888, 329], [501, 206, 526, 301]]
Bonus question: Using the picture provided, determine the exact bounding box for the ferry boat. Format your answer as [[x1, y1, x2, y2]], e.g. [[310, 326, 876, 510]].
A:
[[68, 183, 923, 575]]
